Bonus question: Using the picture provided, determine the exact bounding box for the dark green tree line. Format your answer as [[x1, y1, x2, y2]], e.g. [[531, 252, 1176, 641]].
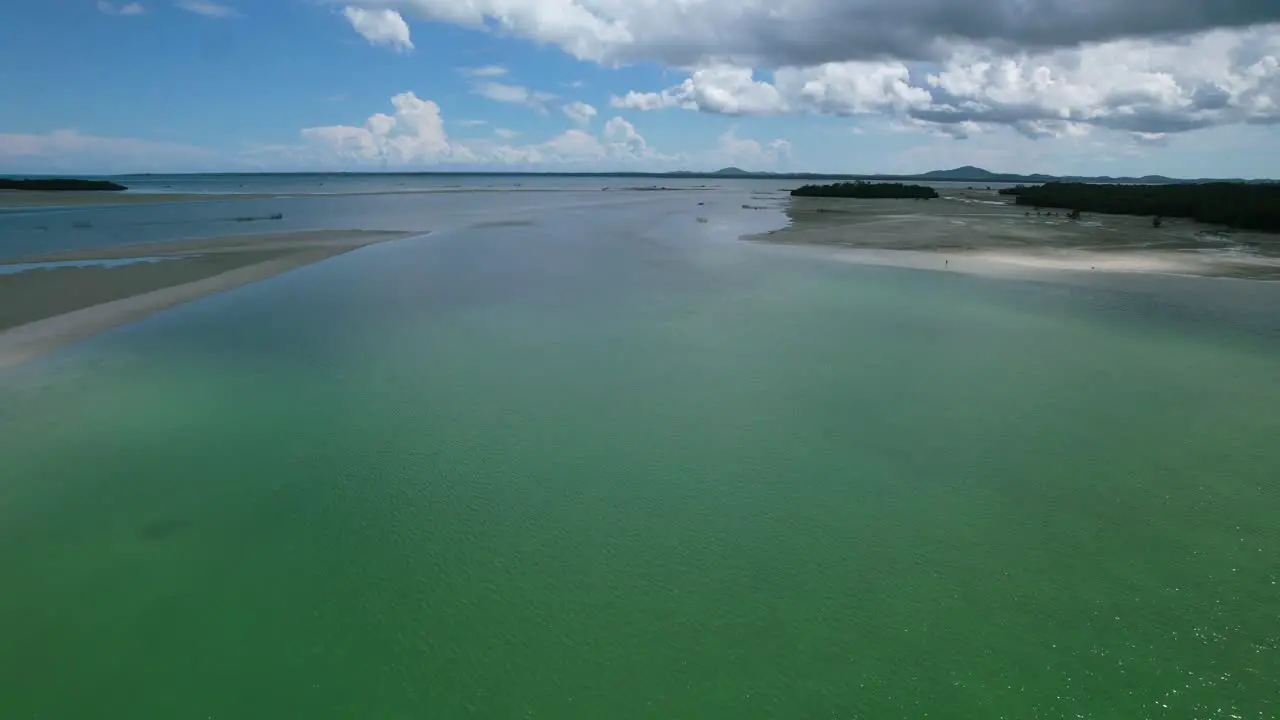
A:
[[791, 182, 939, 199], [0, 178, 128, 192], [1012, 182, 1280, 233]]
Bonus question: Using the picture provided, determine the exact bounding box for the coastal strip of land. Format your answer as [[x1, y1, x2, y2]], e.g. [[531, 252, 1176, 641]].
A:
[[0, 229, 413, 370], [756, 189, 1280, 280], [0, 179, 128, 192]]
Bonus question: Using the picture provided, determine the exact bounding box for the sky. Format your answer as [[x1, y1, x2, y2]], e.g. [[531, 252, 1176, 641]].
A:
[[1, 0, 1279, 176]]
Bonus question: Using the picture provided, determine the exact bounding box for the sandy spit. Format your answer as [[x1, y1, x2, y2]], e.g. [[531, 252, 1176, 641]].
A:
[[0, 229, 414, 370], [754, 190, 1280, 281], [800, 247, 1280, 282]]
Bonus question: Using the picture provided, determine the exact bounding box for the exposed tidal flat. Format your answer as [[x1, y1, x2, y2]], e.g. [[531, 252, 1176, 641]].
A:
[[1, 177, 1278, 719], [0, 230, 413, 369], [763, 188, 1280, 279]]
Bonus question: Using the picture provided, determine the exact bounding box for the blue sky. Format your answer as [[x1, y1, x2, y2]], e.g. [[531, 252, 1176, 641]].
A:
[[2, 1, 1278, 176]]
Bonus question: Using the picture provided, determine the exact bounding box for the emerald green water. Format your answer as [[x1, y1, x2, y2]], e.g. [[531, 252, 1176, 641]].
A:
[[2, 199, 1278, 718]]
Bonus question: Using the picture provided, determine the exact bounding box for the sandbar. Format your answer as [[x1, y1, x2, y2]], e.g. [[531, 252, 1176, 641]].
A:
[[0, 229, 413, 369], [756, 189, 1280, 280]]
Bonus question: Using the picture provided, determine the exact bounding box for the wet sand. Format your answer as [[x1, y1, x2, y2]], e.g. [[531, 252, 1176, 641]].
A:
[[0, 229, 412, 369], [756, 189, 1280, 280]]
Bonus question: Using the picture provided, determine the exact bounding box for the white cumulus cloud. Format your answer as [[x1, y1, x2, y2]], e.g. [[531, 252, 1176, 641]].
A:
[[562, 101, 598, 126], [299, 92, 691, 169], [327, 1, 1280, 140], [918, 27, 1280, 136], [775, 62, 932, 115], [610, 91, 679, 112], [343, 7, 413, 51], [473, 82, 556, 113], [610, 24, 1280, 139], [613, 62, 930, 117], [302, 91, 463, 164], [603, 116, 645, 150]]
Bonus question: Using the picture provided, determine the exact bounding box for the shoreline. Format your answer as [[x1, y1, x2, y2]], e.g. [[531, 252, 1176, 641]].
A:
[[0, 229, 414, 370], [753, 191, 1280, 281], [14, 228, 411, 263], [783, 246, 1280, 283]]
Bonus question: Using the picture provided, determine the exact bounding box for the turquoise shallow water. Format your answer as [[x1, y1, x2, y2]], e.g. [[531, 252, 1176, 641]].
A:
[[1, 188, 1278, 718]]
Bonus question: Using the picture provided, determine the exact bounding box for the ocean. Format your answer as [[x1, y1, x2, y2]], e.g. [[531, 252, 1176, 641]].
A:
[[1, 176, 1277, 718]]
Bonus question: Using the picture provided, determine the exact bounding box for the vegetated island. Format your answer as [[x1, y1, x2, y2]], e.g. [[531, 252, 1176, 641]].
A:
[[792, 182, 939, 199], [0, 178, 127, 192], [1001, 182, 1280, 233]]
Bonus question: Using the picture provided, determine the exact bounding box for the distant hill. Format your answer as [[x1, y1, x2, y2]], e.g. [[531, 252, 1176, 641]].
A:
[[627, 165, 1268, 184], [917, 166, 1001, 181], [906, 166, 1201, 184], [667, 166, 1267, 185]]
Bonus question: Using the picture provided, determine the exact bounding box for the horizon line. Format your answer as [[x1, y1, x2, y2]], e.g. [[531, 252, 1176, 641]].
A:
[[3, 169, 1276, 182]]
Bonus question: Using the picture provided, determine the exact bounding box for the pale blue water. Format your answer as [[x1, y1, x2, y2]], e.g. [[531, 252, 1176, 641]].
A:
[[0, 176, 787, 259]]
